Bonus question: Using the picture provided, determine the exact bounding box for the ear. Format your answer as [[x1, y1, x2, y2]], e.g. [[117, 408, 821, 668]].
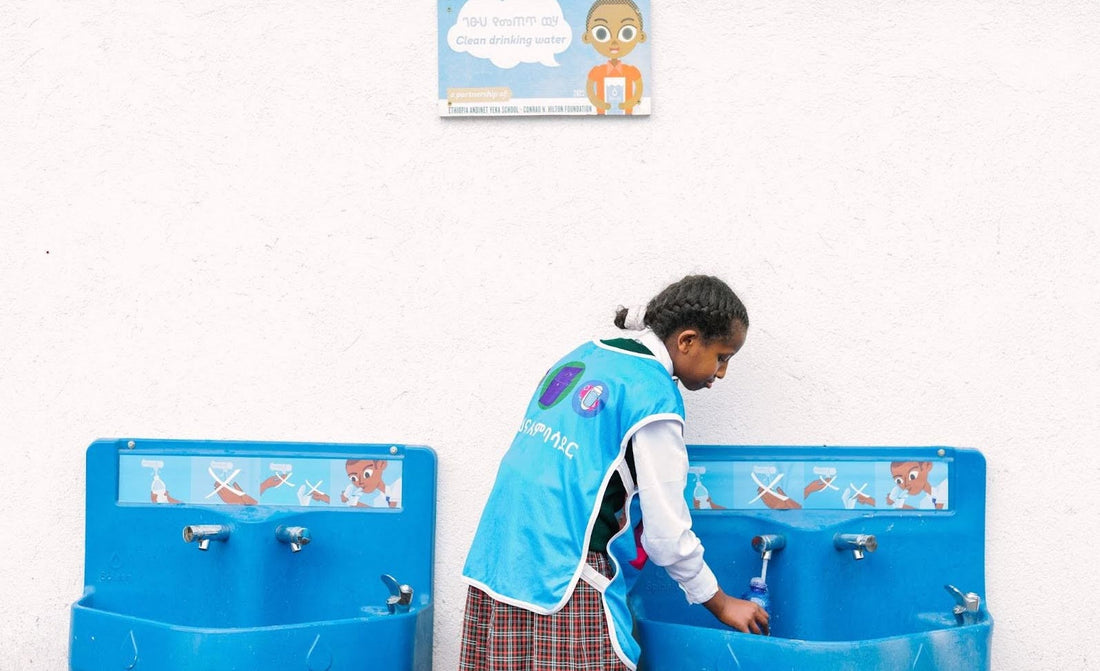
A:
[[582, 31, 590, 44], [675, 329, 701, 354], [377, 460, 388, 473], [639, 31, 647, 43]]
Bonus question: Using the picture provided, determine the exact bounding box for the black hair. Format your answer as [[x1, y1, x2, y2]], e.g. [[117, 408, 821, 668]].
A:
[[614, 275, 748, 341]]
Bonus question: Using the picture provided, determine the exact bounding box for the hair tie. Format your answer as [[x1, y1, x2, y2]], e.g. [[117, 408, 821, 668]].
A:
[[622, 305, 647, 330]]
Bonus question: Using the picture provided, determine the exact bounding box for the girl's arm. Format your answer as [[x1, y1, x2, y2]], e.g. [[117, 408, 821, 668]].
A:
[[632, 419, 717, 603], [633, 420, 768, 634]]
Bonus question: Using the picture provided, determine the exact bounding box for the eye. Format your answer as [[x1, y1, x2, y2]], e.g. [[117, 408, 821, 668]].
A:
[[591, 25, 611, 42], [350, 474, 359, 483], [908, 469, 919, 481], [618, 25, 637, 41], [364, 469, 374, 479], [894, 476, 904, 486]]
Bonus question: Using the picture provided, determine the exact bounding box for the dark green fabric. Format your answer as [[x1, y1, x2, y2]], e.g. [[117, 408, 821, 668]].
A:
[[599, 338, 653, 356]]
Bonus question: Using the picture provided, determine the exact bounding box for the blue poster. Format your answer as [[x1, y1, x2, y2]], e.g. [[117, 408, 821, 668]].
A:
[[118, 454, 404, 510], [438, 0, 652, 116], [684, 459, 951, 512]]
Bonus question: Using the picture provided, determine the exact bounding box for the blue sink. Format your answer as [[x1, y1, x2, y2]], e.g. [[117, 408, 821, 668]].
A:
[[69, 439, 436, 671], [631, 445, 993, 671]]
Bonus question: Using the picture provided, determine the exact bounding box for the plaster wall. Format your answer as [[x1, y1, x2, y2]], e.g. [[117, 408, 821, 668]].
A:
[[2, 1, 1098, 669]]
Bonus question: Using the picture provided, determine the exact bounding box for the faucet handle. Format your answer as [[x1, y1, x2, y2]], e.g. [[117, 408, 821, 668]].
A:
[[944, 584, 980, 610], [381, 574, 414, 613], [381, 574, 401, 597], [944, 584, 966, 605]]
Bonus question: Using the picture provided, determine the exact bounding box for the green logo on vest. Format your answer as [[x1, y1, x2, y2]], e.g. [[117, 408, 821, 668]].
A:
[[537, 362, 585, 409]]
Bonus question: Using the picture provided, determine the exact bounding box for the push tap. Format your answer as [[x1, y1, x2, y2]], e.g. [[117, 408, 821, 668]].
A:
[[182, 524, 230, 551], [833, 533, 877, 560], [945, 584, 982, 625], [381, 574, 414, 614], [275, 525, 311, 552]]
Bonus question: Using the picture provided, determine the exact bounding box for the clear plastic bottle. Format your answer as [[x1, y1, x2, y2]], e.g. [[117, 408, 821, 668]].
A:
[[743, 577, 771, 616]]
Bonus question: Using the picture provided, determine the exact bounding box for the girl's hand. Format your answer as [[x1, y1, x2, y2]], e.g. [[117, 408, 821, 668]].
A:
[[703, 589, 769, 635]]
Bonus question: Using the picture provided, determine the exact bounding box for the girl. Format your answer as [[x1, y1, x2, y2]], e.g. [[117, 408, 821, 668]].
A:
[[460, 274, 766, 671]]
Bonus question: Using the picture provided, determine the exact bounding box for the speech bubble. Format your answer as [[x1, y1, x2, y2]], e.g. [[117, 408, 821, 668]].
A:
[[447, 0, 573, 69]]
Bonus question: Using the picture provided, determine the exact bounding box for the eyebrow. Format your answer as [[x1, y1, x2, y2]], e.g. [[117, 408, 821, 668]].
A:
[[592, 18, 608, 24]]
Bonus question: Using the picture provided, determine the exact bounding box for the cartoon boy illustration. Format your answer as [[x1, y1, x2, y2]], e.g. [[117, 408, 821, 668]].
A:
[[582, 0, 647, 115], [886, 461, 948, 510], [311, 458, 401, 508]]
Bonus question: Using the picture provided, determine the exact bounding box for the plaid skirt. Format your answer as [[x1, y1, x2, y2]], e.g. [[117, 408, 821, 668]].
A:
[[459, 551, 631, 671]]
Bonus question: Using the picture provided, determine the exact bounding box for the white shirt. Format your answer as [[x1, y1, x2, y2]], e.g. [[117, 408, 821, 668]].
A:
[[631, 330, 720, 604]]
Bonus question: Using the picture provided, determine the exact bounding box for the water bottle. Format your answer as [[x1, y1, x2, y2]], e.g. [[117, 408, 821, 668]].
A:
[[743, 577, 771, 615]]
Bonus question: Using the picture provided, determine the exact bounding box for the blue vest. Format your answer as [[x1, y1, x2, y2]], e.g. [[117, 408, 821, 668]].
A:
[[463, 339, 685, 669]]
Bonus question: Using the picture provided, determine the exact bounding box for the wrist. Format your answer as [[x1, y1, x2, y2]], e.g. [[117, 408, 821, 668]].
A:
[[702, 588, 731, 615]]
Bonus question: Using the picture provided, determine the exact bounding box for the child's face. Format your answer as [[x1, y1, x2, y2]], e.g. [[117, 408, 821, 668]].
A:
[[346, 459, 387, 493], [583, 2, 645, 60], [891, 461, 931, 495], [670, 320, 747, 391]]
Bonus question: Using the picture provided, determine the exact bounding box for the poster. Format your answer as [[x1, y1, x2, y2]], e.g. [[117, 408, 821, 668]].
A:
[[118, 454, 404, 510], [684, 459, 951, 512], [438, 0, 652, 117]]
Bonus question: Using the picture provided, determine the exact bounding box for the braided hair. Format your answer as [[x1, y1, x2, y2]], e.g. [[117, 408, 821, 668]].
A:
[[614, 275, 748, 341]]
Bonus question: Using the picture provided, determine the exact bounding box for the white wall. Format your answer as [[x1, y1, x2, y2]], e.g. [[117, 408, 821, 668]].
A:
[[2, 1, 1098, 669]]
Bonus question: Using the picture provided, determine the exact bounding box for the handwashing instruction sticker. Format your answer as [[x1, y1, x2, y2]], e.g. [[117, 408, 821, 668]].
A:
[[684, 459, 951, 512], [118, 456, 193, 505], [801, 461, 878, 511], [438, 0, 651, 116], [118, 455, 404, 510], [735, 462, 807, 511]]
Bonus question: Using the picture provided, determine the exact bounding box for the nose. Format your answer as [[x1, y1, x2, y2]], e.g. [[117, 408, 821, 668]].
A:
[[715, 361, 729, 379]]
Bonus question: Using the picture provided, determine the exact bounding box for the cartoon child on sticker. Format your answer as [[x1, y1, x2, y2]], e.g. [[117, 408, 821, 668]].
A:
[[886, 461, 948, 510], [582, 0, 647, 115], [311, 459, 401, 508]]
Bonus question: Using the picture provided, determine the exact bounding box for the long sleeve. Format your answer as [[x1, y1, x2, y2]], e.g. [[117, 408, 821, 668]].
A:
[[632, 419, 719, 604]]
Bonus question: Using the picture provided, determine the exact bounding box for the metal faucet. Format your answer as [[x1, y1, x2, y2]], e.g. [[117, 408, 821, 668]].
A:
[[945, 584, 982, 625], [381, 574, 414, 614], [275, 525, 311, 552], [182, 524, 230, 551], [833, 533, 877, 560], [751, 534, 786, 561]]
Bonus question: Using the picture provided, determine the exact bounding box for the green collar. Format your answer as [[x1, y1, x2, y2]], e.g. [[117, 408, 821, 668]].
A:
[[599, 338, 654, 356]]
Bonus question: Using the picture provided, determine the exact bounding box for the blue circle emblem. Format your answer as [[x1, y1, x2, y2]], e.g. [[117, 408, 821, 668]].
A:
[[572, 380, 608, 418]]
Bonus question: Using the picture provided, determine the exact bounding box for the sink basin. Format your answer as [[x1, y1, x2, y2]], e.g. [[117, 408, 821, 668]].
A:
[[629, 445, 993, 671], [70, 439, 437, 671], [634, 609, 990, 671], [71, 592, 432, 671]]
